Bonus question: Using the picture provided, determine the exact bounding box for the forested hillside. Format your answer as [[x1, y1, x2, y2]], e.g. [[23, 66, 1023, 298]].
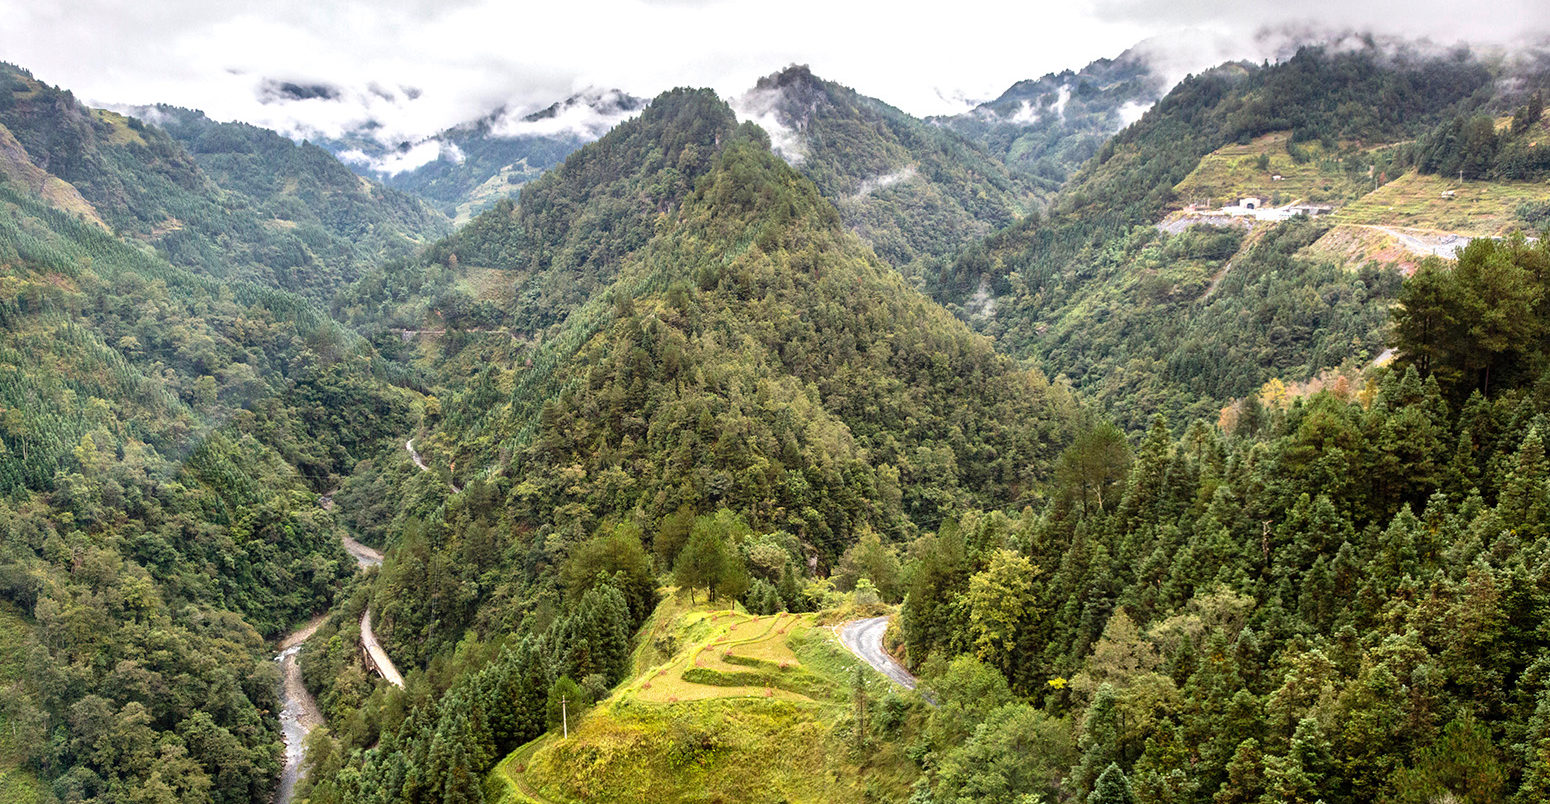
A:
[[937, 44, 1501, 428], [6, 29, 1550, 804], [896, 234, 1550, 803], [738, 66, 1037, 273], [0, 161, 414, 797], [0, 64, 447, 301]]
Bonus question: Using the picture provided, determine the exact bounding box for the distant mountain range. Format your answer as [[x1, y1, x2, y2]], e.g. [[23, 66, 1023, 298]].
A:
[[318, 88, 646, 222], [300, 48, 1168, 237], [936, 46, 1168, 188]]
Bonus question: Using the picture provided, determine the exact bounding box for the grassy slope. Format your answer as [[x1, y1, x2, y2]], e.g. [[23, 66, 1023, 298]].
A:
[[487, 596, 920, 804], [0, 603, 43, 804], [1172, 131, 1386, 208], [1327, 170, 1550, 235]]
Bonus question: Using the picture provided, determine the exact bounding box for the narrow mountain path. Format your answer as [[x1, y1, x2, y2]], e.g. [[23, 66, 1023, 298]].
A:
[[1199, 260, 1235, 301], [406, 438, 430, 472], [492, 735, 562, 804], [837, 616, 933, 704]]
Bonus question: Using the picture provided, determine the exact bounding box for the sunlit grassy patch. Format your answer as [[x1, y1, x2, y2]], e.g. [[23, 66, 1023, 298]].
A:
[[493, 600, 920, 803], [1328, 171, 1550, 235]]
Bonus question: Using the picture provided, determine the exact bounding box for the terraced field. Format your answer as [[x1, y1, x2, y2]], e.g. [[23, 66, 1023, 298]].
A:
[[631, 610, 827, 704], [1327, 171, 1550, 236], [1172, 131, 1384, 209], [487, 602, 922, 804]]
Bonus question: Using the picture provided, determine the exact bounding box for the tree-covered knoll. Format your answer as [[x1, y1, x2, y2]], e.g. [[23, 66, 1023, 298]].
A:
[[293, 93, 1081, 804], [1407, 89, 1550, 181], [0, 65, 447, 301], [408, 88, 739, 335], [354, 109, 1079, 667]]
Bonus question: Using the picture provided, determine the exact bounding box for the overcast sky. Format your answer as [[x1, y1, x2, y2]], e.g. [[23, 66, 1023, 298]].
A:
[[3, 0, 1548, 151]]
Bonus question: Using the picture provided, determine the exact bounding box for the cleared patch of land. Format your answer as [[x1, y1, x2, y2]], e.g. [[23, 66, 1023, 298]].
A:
[[1173, 131, 1383, 209], [632, 610, 821, 703], [1327, 171, 1550, 236], [1298, 223, 1472, 273]]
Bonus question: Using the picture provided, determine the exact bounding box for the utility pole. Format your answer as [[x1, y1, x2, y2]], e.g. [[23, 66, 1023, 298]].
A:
[[561, 696, 569, 739]]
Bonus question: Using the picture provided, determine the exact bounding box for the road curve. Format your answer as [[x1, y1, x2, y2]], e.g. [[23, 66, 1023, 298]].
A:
[[407, 438, 461, 493], [406, 438, 431, 472], [361, 609, 405, 688], [838, 616, 918, 691], [340, 534, 383, 569]]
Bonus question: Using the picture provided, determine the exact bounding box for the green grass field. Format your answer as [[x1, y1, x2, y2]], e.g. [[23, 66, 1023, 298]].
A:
[[489, 595, 921, 804]]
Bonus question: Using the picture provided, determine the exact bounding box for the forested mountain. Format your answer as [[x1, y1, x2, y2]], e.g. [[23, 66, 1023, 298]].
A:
[[735, 66, 1038, 273], [897, 234, 1550, 804], [935, 43, 1502, 428], [293, 88, 1080, 803], [145, 105, 450, 272], [937, 46, 1166, 188], [322, 89, 645, 222], [0, 64, 447, 301]]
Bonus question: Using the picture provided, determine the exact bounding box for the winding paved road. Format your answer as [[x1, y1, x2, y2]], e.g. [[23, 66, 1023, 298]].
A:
[[324, 491, 401, 687], [838, 617, 919, 691], [272, 483, 403, 802]]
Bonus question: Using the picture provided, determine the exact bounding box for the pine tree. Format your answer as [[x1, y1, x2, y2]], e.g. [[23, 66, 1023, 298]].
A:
[[1089, 762, 1136, 804]]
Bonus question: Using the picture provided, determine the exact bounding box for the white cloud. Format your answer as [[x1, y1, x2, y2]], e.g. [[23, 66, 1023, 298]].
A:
[[851, 166, 917, 199], [1, 0, 1544, 151], [1009, 100, 1041, 125], [486, 89, 643, 140], [730, 86, 808, 164], [374, 140, 446, 176], [1117, 99, 1150, 126], [1050, 84, 1072, 122]]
